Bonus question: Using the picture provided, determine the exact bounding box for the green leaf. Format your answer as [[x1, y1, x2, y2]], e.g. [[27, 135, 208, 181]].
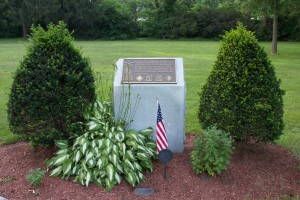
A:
[[91, 140, 97, 148], [97, 139, 104, 148], [125, 150, 136, 161], [87, 158, 96, 168], [109, 153, 119, 167], [56, 149, 68, 155], [85, 152, 94, 163], [126, 171, 137, 186], [81, 142, 88, 155], [74, 150, 81, 163], [50, 166, 63, 177], [116, 163, 123, 173], [115, 172, 121, 184], [105, 179, 114, 192], [55, 140, 68, 149], [112, 144, 119, 154], [137, 171, 144, 182], [124, 159, 135, 170], [88, 121, 99, 131], [140, 127, 154, 135], [53, 154, 69, 166], [146, 141, 157, 149], [133, 162, 142, 171], [137, 152, 148, 161], [106, 164, 115, 182], [63, 160, 73, 175], [119, 143, 126, 156], [86, 171, 91, 187], [72, 165, 80, 175]]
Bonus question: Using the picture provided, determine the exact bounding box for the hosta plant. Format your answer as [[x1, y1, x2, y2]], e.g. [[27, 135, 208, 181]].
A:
[[47, 101, 157, 191], [191, 126, 233, 176]]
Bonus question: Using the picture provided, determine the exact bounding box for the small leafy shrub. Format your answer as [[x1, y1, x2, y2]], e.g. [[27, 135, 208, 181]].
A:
[[47, 101, 156, 191], [26, 168, 46, 186], [198, 23, 284, 142], [191, 126, 233, 176], [7, 21, 95, 147]]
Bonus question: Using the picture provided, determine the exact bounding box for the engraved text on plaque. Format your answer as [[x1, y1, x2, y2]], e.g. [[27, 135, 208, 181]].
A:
[[122, 59, 176, 84]]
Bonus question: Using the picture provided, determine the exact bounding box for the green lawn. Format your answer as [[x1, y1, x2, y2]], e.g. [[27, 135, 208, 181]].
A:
[[0, 39, 299, 158]]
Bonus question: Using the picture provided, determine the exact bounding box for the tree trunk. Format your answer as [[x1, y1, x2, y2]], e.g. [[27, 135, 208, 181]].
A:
[[22, 22, 27, 38], [272, 0, 279, 54]]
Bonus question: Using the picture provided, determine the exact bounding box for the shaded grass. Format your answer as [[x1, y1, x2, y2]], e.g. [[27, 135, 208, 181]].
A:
[[0, 39, 299, 159]]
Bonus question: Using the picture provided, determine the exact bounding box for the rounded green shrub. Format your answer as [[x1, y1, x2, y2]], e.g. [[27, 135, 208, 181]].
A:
[[7, 22, 96, 146], [198, 23, 284, 142], [191, 126, 233, 176]]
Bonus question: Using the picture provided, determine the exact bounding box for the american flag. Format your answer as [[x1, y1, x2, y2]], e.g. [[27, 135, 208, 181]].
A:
[[156, 102, 168, 152]]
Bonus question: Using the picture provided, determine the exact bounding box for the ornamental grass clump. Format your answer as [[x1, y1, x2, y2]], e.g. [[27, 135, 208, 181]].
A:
[[198, 23, 284, 142], [191, 126, 233, 176], [7, 21, 95, 147], [47, 100, 157, 192]]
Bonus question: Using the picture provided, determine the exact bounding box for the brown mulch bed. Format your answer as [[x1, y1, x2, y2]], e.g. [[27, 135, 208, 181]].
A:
[[0, 134, 299, 200]]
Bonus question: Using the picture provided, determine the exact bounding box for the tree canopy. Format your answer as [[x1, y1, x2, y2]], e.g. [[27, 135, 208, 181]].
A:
[[0, 0, 299, 42]]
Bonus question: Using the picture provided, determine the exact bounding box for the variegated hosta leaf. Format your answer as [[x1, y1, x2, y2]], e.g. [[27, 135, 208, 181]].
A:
[[109, 153, 119, 167], [87, 158, 96, 168], [117, 126, 123, 132], [94, 178, 103, 186], [85, 152, 94, 163], [106, 164, 115, 182], [50, 166, 63, 177], [81, 141, 88, 155], [119, 143, 126, 156], [105, 179, 114, 192], [74, 150, 81, 163], [125, 150, 136, 161], [88, 121, 99, 131], [126, 171, 137, 186], [56, 149, 68, 155], [124, 159, 135, 171], [115, 172, 121, 184], [126, 130, 139, 142], [115, 132, 125, 142], [72, 165, 80, 175], [133, 162, 142, 171], [137, 145, 148, 154], [126, 140, 137, 148], [140, 160, 153, 171], [81, 162, 88, 172], [112, 144, 119, 154], [63, 160, 73, 175], [53, 154, 69, 166], [137, 171, 144, 182], [116, 163, 123, 173], [137, 133, 146, 142], [97, 139, 104, 148], [146, 141, 157, 149], [97, 155, 108, 170], [136, 152, 149, 161], [140, 127, 154, 135], [85, 171, 91, 187], [104, 138, 112, 148], [55, 140, 68, 149]]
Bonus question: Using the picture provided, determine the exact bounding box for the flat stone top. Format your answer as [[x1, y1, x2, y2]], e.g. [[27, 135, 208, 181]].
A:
[[122, 58, 176, 84]]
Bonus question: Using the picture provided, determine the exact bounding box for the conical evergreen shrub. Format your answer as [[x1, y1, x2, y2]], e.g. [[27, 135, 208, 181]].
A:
[[198, 23, 284, 142], [7, 22, 96, 146]]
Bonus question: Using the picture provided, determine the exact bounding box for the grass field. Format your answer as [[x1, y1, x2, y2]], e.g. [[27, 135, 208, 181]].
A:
[[0, 39, 299, 158]]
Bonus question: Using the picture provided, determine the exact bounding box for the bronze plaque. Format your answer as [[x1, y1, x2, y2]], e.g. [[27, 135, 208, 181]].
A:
[[122, 59, 176, 84]]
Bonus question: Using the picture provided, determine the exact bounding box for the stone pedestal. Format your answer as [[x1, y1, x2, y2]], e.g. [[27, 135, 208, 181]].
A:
[[113, 58, 186, 153]]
